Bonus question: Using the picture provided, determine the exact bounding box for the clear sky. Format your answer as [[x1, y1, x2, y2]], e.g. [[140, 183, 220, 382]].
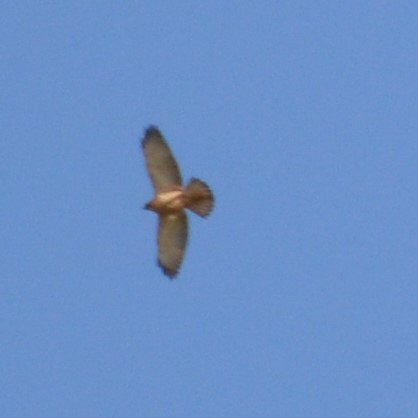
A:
[[2, 1, 418, 417]]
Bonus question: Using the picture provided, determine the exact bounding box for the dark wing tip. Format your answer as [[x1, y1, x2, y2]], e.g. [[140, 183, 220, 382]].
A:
[[158, 261, 179, 279], [142, 125, 162, 148], [145, 125, 160, 136]]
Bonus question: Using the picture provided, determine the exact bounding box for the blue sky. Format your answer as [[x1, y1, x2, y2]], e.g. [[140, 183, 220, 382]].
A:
[[2, 1, 418, 417]]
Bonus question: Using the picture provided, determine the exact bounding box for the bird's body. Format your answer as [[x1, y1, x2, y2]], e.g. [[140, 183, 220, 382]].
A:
[[145, 188, 186, 214], [141, 126, 214, 278]]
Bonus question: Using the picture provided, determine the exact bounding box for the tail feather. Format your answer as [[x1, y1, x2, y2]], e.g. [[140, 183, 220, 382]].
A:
[[185, 178, 214, 218]]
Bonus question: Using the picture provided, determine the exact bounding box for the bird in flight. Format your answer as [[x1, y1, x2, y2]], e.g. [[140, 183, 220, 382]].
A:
[[141, 126, 214, 278]]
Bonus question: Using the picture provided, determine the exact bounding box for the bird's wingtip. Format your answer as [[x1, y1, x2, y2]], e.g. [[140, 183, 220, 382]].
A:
[[158, 261, 179, 279], [142, 125, 162, 147], [145, 125, 160, 136]]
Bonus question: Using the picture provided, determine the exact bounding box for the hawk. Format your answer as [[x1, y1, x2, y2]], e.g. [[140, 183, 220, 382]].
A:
[[141, 126, 214, 278]]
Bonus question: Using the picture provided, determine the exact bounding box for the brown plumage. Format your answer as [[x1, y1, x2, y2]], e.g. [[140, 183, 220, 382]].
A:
[[142, 126, 214, 278]]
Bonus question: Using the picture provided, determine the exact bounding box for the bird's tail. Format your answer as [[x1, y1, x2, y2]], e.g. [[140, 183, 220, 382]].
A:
[[185, 178, 214, 218]]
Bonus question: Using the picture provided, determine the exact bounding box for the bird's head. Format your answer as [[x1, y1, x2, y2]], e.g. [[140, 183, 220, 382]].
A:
[[144, 201, 156, 212]]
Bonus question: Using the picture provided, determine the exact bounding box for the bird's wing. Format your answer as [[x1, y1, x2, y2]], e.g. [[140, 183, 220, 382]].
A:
[[142, 126, 183, 192], [157, 212, 188, 278]]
